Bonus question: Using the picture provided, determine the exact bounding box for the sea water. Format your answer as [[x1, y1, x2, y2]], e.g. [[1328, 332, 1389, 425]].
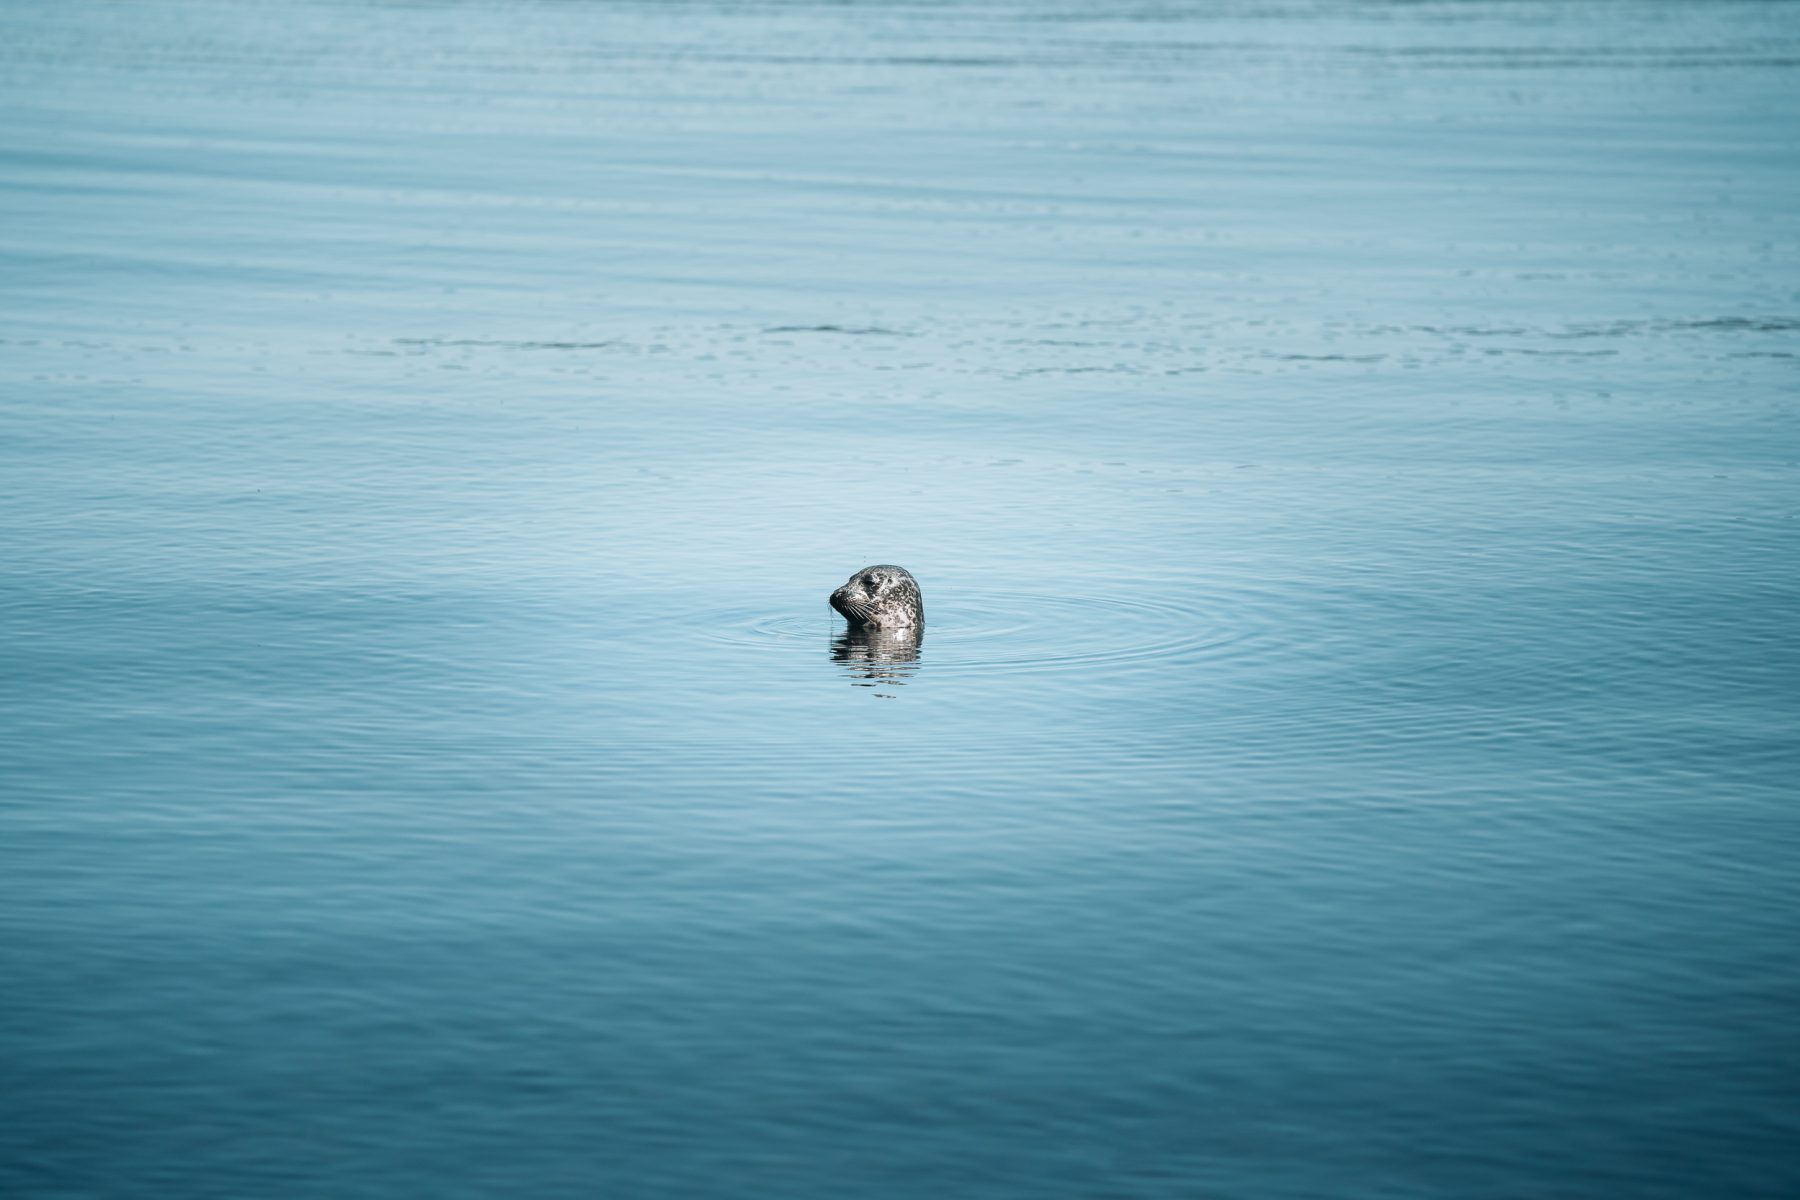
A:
[[2, 2, 1797, 1197]]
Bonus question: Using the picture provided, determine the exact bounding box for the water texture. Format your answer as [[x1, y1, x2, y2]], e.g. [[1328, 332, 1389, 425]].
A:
[[2, 2, 1797, 1197]]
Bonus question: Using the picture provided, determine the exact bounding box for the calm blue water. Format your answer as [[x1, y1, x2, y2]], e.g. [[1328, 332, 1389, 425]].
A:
[[3, 2, 1798, 1196]]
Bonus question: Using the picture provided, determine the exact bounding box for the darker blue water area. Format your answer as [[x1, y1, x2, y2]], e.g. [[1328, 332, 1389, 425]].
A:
[[3, 2, 1800, 1198]]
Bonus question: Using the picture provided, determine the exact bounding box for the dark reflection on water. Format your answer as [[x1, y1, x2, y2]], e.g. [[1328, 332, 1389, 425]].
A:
[[3, 1, 1799, 1199], [831, 626, 924, 692]]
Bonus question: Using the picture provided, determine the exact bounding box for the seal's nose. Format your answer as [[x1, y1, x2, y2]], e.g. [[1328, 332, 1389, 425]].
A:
[[830, 583, 869, 615]]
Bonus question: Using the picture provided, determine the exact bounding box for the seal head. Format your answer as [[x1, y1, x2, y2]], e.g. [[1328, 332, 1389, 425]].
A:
[[830, 564, 924, 631]]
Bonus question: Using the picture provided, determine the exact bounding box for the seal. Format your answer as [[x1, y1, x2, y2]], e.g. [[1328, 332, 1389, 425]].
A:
[[830, 564, 924, 631]]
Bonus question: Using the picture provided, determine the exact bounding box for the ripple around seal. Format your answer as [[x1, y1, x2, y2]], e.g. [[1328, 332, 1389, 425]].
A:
[[698, 585, 1300, 677]]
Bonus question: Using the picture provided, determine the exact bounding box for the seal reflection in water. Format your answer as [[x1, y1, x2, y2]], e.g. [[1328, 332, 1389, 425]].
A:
[[830, 565, 923, 690], [831, 627, 922, 689]]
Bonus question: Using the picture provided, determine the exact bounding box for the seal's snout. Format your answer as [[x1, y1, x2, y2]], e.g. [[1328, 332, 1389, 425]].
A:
[[828, 584, 868, 623]]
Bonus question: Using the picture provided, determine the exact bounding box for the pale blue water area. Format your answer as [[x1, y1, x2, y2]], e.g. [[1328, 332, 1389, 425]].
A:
[[3, 0, 1798, 1196]]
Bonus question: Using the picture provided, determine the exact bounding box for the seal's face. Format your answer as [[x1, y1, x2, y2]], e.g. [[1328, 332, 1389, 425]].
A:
[[830, 564, 924, 631]]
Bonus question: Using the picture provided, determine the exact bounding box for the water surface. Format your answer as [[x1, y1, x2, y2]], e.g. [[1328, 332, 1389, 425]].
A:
[[3, 2, 1798, 1197]]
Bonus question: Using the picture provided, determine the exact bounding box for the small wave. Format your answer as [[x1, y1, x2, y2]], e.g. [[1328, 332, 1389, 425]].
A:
[[1552, 316, 1800, 339], [762, 325, 913, 337], [392, 338, 616, 350]]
